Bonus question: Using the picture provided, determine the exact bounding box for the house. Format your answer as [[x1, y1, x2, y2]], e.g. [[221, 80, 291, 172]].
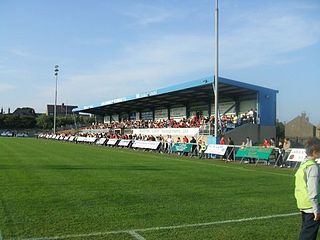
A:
[[285, 112, 316, 142]]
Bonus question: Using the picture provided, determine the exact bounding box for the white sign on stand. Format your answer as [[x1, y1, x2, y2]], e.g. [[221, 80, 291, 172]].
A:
[[131, 140, 160, 150], [287, 148, 307, 162], [118, 140, 131, 147], [96, 138, 107, 145], [106, 139, 118, 145], [205, 144, 228, 155]]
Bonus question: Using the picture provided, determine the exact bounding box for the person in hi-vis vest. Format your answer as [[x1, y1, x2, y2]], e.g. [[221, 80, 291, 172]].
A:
[[295, 138, 320, 240]]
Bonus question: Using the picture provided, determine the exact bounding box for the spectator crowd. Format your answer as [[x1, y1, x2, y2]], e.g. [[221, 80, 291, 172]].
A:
[[81, 109, 258, 133]]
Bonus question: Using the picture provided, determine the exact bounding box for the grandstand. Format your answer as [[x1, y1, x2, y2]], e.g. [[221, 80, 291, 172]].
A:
[[74, 76, 278, 144]]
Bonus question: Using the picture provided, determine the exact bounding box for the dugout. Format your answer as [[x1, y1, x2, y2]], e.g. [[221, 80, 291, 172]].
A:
[[74, 76, 278, 143]]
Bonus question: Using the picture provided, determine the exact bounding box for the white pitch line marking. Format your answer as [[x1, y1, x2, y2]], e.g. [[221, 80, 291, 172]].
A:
[[0, 230, 3, 240], [135, 212, 300, 232], [127, 230, 146, 240], [19, 212, 299, 240]]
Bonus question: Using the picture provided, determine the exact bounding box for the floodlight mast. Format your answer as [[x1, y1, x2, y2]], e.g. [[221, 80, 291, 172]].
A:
[[213, 0, 219, 137], [53, 65, 59, 134]]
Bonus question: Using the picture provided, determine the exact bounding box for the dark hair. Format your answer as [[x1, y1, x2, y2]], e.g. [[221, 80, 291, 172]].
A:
[[305, 137, 320, 156]]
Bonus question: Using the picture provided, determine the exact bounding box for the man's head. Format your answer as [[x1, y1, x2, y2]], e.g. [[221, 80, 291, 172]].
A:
[[305, 137, 320, 158]]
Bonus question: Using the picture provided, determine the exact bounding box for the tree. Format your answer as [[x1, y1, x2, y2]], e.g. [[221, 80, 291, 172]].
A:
[[276, 120, 285, 139], [19, 116, 37, 128], [0, 115, 36, 129], [36, 115, 53, 130]]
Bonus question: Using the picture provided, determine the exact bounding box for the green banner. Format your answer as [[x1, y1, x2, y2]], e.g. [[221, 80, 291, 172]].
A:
[[171, 143, 193, 153], [236, 146, 273, 160]]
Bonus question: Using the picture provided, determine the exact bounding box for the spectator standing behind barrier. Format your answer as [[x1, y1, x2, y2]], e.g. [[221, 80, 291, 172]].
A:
[[197, 140, 202, 157], [245, 137, 254, 163], [219, 136, 226, 159], [295, 137, 320, 240], [199, 140, 206, 159], [276, 138, 284, 167], [182, 136, 189, 156], [282, 138, 292, 167], [228, 137, 234, 146], [167, 135, 173, 153], [270, 138, 276, 147], [227, 137, 235, 161], [245, 136, 252, 147], [190, 136, 197, 156]]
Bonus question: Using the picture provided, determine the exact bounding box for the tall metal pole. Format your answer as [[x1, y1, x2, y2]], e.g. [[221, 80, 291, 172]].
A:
[[53, 65, 59, 134], [214, 0, 219, 138]]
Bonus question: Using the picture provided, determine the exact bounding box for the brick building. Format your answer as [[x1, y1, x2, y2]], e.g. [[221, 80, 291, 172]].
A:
[[46, 104, 78, 117]]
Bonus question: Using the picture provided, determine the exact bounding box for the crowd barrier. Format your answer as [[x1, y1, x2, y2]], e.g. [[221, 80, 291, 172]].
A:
[[37, 134, 310, 168], [1, 131, 29, 137]]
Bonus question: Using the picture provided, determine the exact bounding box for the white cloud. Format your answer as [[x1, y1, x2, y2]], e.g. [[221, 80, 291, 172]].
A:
[[3, 1, 319, 116], [57, 34, 213, 108], [8, 48, 30, 57], [220, 5, 320, 69], [56, 3, 320, 109]]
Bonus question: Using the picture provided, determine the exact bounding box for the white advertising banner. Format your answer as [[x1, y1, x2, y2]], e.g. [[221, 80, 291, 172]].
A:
[[85, 137, 97, 143], [132, 128, 199, 136], [106, 139, 118, 145], [96, 138, 107, 145], [205, 144, 228, 155], [68, 136, 75, 142], [76, 136, 86, 142], [118, 140, 131, 147], [287, 148, 307, 162], [132, 140, 160, 149]]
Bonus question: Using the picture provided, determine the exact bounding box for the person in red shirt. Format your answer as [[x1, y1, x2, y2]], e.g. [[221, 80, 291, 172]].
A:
[[262, 138, 271, 147], [219, 136, 225, 145]]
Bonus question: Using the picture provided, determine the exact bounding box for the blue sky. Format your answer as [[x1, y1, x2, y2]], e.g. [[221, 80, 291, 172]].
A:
[[1, 0, 319, 124]]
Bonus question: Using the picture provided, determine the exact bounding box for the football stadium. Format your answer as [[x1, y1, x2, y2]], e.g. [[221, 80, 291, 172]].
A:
[[2, 0, 320, 238], [0, 75, 306, 240]]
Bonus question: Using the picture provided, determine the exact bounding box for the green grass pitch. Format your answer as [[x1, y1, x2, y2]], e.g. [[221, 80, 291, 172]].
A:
[[0, 138, 301, 239]]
